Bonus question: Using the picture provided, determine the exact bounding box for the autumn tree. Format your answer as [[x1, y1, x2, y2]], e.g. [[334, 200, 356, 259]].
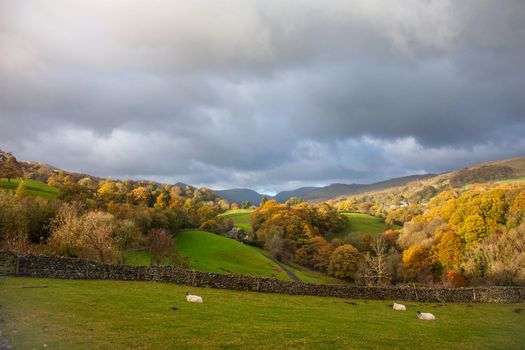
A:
[[0, 190, 27, 240], [445, 270, 468, 287], [459, 213, 487, 245], [131, 186, 151, 207], [360, 237, 391, 286], [48, 203, 137, 263], [328, 244, 361, 280], [433, 229, 463, 269], [402, 244, 435, 282], [0, 154, 23, 182], [147, 228, 187, 267], [48, 202, 87, 258], [97, 180, 120, 203], [155, 191, 169, 209], [80, 211, 119, 262]]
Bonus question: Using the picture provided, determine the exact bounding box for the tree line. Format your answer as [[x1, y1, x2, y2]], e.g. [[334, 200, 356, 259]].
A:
[[0, 153, 234, 264]]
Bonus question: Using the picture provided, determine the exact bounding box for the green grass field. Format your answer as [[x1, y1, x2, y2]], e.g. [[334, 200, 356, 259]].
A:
[[1, 277, 524, 350], [175, 230, 289, 278], [125, 230, 344, 284], [219, 209, 253, 231], [126, 230, 288, 279], [326, 212, 400, 242], [0, 178, 59, 199]]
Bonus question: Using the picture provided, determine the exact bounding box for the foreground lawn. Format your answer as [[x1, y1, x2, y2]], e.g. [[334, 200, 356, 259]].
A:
[[1, 277, 524, 350], [219, 209, 253, 231], [0, 178, 59, 199]]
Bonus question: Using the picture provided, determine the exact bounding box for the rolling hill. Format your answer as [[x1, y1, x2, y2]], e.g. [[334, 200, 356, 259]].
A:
[[126, 230, 343, 284], [126, 230, 286, 278], [325, 213, 400, 244]]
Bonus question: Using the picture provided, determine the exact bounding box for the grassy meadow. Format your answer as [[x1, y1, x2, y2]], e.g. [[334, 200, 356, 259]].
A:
[[219, 209, 253, 231], [126, 230, 287, 279], [175, 230, 287, 278], [326, 212, 400, 242], [1, 277, 524, 350], [0, 178, 59, 199], [125, 230, 344, 284]]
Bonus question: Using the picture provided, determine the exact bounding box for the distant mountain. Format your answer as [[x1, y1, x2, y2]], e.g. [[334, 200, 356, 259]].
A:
[[273, 187, 318, 202], [213, 188, 271, 205], [213, 174, 436, 204], [298, 174, 436, 201]]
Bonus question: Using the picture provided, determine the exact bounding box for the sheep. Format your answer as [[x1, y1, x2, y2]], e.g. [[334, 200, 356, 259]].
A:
[[393, 302, 406, 311], [417, 311, 436, 320], [186, 292, 203, 303]]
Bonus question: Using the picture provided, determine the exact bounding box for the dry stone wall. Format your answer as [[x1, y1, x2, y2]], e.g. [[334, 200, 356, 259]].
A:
[[2, 252, 525, 303]]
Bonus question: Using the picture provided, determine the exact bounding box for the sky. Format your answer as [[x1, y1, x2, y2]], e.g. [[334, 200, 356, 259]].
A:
[[1, 0, 525, 194]]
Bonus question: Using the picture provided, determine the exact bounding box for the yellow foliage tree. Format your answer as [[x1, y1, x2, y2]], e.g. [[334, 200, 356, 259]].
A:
[[459, 213, 487, 245], [433, 230, 463, 269], [328, 244, 361, 280], [131, 187, 150, 207]]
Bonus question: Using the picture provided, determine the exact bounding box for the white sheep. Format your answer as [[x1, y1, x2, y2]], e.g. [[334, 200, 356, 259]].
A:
[[417, 311, 436, 320], [393, 302, 406, 311], [186, 292, 203, 303]]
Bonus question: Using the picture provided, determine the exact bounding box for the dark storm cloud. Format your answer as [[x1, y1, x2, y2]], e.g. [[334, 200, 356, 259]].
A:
[[1, 0, 524, 191]]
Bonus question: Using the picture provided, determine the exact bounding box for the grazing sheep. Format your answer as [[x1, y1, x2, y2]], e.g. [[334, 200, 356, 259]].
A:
[[417, 311, 436, 320], [393, 302, 406, 311], [186, 292, 203, 303]]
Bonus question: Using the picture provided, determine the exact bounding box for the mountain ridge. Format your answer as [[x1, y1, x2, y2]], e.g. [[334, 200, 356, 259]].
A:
[[213, 174, 436, 204]]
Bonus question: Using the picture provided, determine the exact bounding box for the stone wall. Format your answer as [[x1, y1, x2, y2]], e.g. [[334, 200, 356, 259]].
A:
[[2, 252, 525, 303]]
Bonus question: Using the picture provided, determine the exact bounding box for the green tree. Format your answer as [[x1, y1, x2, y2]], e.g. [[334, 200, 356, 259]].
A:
[[240, 201, 251, 209], [260, 195, 268, 207]]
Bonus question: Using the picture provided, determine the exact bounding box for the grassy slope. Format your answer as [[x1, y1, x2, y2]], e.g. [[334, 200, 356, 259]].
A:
[[126, 230, 289, 280], [327, 212, 399, 241], [0, 178, 59, 199], [175, 230, 289, 279], [219, 209, 253, 231], [1, 277, 524, 350], [125, 230, 344, 284]]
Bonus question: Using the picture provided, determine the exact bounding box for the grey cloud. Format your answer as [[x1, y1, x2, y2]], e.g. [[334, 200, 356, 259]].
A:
[[0, 0, 524, 191]]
